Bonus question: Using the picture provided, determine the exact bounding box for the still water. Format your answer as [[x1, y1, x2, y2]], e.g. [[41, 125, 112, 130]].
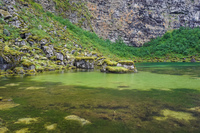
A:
[[0, 63, 200, 132]]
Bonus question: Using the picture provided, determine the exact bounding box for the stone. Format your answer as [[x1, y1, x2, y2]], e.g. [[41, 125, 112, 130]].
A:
[[13, 67, 24, 74], [71, 50, 76, 55], [74, 57, 95, 69], [42, 46, 54, 58], [40, 39, 48, 47], [56, 53, 64, 61], [0, 101, 20, 110], [64, 115, 91, 126]]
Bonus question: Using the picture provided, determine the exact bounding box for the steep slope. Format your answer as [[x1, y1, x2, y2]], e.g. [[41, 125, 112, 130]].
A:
[[0, 0, 137, 76]]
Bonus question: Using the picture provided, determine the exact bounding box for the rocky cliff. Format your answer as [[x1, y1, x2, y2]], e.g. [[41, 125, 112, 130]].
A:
[[36, 0, 200, 46]]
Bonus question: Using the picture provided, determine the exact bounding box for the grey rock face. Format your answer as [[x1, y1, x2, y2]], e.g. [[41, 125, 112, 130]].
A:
[[35, 0, 200, 46]]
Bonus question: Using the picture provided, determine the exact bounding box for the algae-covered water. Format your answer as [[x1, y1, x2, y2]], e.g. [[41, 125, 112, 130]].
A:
[[1, 63, 200, 133]]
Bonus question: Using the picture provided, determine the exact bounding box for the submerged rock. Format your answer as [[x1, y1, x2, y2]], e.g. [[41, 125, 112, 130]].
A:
[[45, 124, 57, 131], [15, 118, 38, 124], [0, 99, 19, 110], [64, 115, 91, 126], [0, 127, 9, 133], [15, 128, 29, 133], [0, 103, 19, 110], [5, 83, 20, 87], [154, 109, 196, 122], [26, 86, 44, 90]]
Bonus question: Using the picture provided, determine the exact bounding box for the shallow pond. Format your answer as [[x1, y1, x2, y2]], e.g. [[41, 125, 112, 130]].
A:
[[0, 63, 200, 133]]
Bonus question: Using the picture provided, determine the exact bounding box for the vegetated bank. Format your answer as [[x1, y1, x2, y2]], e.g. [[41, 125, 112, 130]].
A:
[[0, 0, 199, 77], [0, 0, 136, 77]]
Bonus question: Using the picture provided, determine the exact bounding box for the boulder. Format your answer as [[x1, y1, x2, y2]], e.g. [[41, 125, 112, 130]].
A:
[[0, 9, 12, 20], [117, 61, 135, 70], [74, 57, 95, 69], [56, 53, 63, 61], [43, 46, 54, 58]]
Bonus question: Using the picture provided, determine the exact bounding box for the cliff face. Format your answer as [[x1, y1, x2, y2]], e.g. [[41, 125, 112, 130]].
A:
[[87, 0, 200, 46], [37, 0, 200, 47]]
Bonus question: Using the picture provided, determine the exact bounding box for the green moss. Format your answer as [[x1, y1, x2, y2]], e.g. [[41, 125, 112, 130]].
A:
[[103, 59, 118, 66], [118, 60, 134, 65], [21, 59, 34, 67], [105, 66, 129, 73], [75, 57, 96, 61], [13, 67, 24, 74]]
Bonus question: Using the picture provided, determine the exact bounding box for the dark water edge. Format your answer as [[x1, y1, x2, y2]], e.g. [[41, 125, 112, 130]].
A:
[[0, 63, 200, 133]]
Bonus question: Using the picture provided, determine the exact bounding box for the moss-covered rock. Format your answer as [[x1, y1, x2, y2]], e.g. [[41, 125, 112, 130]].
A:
[[13, 67, 24, 74], [102, 59, 118, 66], [74, 57, 95, 69], [0, 9, 11, 19], [102, 66, 130, 73], [21, 59, 34, 68], [118, 60, 134, 65]]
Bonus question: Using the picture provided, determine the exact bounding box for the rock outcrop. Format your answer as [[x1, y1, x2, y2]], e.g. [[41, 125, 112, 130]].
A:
[[34, 0, 200, 46]]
